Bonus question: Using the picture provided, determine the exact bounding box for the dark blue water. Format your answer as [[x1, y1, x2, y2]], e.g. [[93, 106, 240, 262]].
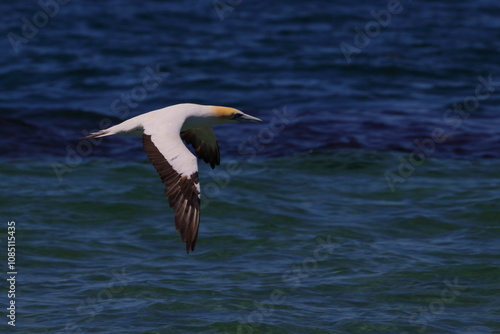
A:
[[1, 1, 500, 333]]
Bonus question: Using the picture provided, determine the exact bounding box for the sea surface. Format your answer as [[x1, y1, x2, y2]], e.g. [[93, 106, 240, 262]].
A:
[[1, 1, 500, 333]]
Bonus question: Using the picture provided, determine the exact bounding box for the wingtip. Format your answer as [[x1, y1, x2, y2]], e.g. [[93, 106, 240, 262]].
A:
[[186, 242, 196, 254]]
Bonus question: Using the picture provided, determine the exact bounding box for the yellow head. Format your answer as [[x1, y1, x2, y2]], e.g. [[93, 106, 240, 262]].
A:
[[210, 106, 262, 123]]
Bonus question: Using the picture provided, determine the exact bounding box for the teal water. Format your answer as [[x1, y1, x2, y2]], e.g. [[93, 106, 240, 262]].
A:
[[2, 150, 499, 333]]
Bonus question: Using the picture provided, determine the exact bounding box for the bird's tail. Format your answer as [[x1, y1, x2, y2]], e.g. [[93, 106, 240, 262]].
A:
[[81, 117, 144, 140], [82, 129, 112, 139], [81, 123, 124, 139]]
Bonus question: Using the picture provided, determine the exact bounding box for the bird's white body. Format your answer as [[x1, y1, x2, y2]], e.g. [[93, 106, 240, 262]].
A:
[[100, 104, 223, 137], [85, 103, 262, 253]]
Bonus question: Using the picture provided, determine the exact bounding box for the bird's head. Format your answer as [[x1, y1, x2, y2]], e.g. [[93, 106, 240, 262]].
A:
[[209, 106, 262, 124]]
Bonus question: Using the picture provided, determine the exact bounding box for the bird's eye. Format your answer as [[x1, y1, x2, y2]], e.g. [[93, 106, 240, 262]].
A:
[[232, 113, 243, 119]]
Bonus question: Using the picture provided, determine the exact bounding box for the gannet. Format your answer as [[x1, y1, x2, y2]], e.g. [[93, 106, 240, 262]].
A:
[[84, 103, 262, 253]]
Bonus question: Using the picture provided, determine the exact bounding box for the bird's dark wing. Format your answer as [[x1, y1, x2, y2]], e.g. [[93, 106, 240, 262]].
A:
[[181, 127, 220, 169]]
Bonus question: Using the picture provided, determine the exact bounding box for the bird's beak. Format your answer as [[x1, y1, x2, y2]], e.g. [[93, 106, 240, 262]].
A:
[[236, 113, 262, 123]]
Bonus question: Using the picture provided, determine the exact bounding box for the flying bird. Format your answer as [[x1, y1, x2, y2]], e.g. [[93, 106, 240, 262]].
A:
[[84, 103, 262, 253]]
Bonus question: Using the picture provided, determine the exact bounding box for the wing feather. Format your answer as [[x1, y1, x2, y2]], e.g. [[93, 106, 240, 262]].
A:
[[142, 134, 200, 253], [181, 127, 220, 169]]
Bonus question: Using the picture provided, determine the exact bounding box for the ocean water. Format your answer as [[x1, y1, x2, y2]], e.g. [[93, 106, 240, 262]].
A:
[[1, 0, 500, 333]]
